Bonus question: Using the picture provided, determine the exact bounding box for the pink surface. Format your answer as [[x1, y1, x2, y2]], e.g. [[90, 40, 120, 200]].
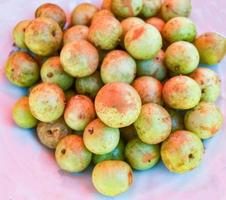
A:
[[0, 1, 226, 200]]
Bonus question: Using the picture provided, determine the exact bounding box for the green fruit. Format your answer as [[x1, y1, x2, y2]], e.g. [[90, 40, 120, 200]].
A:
[[194, 32, 226, 65], [146, 17, 165, 33], [112, 0, 143, 18], [132, 76, 162, 104], [161, 0, 192, 21], [92, 139, 125, 164], [64, 95, 96, 131], [41, 56, 74, 91], [124, 24, 162, 60], [35, 3, 66, 28], [189, 68, 221, 102], [92, 160, 133, 196], [60, 40, 99, 77], [162, 76, 201, 110], [101, 50, 136, 84], [162, 17, 196, 43], [95, 82, 141, 128], [161, 130, 204, 173], [140, 0, 162, 18], [55, 135, 92, 172], [125, 138, 160, 170], [83, 119, 120, 154], [12, 20, 31, 48], [184, 102, 223, 139], [165, 41, 199, 74], [29, 83, 65, 122], [136, 50, 167, 81], [37, 118, 71, 149], [120, 125, 137, 141], [134, 103, 172, 144], [12, 96, 38, 128], [25, 17, 63, 56], [65, 89, 76, 102], [5, 52, 39, 87]]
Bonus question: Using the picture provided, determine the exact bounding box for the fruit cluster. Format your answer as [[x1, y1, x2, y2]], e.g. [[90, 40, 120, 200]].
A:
[[5, 0, 225, 197]]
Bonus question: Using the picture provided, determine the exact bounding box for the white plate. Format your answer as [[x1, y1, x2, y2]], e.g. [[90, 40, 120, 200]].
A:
[[0, 1, 226, 200]]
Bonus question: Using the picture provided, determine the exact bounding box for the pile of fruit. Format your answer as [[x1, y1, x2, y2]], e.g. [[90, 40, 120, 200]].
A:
[[5, 0, 225, 197]]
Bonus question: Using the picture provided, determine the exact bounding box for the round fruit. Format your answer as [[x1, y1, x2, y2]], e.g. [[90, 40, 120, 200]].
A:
[[140, 0, 162, 18], [120, 125, 137, 141], [146, 17, 165, 33]]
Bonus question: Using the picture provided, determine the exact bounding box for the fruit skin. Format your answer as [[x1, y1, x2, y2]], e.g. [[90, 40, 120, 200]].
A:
[[12, 20, 31, 49], [25, 17, 62, 56], [161, 130, 204, 173], [162, 17, 196, 43], [134, 103, 172, 144], [146, 17, 165, 33], [194, 32, 226, 65], [88, 15, 122, 50], [112, 0, 143, 18], [41, 56, 74, 91], [132, 76, 162, 105], [35, 3, 66, 28], [64, 95, 95, 131], [29, 83, 65, 122], [63, 25, 89, 45], [136, 50, 167, 81], [92, 160, 133, 196], [165, 41, 199, 74], [95, 82, 141, 128], [60, 40, 99, 77], [184, 102, 223, 139], [83, 119, 120, 155], [102, 0, 112, 10], [71, 3, 98, 26], [140, 0, 162, 18], [189, 68, 221, 102], [124, 24, 162, 60], [92, 139, 125, 164], [36, 118, 71, 149], [5, 52, 39, 87], [91, 9, 114, 24], [55, 135, 92, 173], [162, 76, 201, 110], [120, 125, 137, 141], [101, 50, 136, 84], [12, 96, 38, 128], [161, 0, 192, 21], [125, 138, 160, 170]]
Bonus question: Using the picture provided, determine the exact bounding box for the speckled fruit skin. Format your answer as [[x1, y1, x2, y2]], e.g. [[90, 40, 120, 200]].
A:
[[41, 56, 74, 91], [29, 83, 65, 122], [162, 76, 201, 110], [93, 139, 125, 164], [165, 41, 199, 74], [136, 50, 167, 81], [112, 0, 143, 18], [88, 15, 122, 50], [35, 3, 66, 28], [194, 32, 226, 65], [146, 17, 165, 33], [140, 0, 162, 18], [64, 95, 95, 131], [162, 17, 196, 43], [95, 82, 141, 128], [161, 0, 192, 21], [92, 160, 133, 196], [125, 138, 160, 170], [55, 135, 92, 173], [120, 125, 137, 141], [5, 52, 39, 87], [124, 24, 162, 60], [12, 96, 38, 128], [83, 119, 120, 154], [102, 0, 112, 10], [189, 68, 221, 102], [71, 3, 98, 26], [25, 17, 62, 56], [12, 20, 31, 49], [101, 50, 136, 84], [63, 25, 89, 45], [161, 130, 204, 173], [184, 102, 223, 139], [134, 103, 172, 144], [132, 76, 162, 105], [60, 40, 99, 77]]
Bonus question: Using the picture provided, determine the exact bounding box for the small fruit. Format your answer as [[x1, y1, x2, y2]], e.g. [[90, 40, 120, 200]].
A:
[[120, 125, 137, 141], [146, 17, 165, 33], [140, 0, 162, 18]]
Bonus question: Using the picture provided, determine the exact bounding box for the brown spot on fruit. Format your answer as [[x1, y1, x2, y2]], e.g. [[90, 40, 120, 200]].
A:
[[47, 72, 53, 78], [61, 149, 66, 154], [88, 128, 94, 135], [143, 154, 153, 163]]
